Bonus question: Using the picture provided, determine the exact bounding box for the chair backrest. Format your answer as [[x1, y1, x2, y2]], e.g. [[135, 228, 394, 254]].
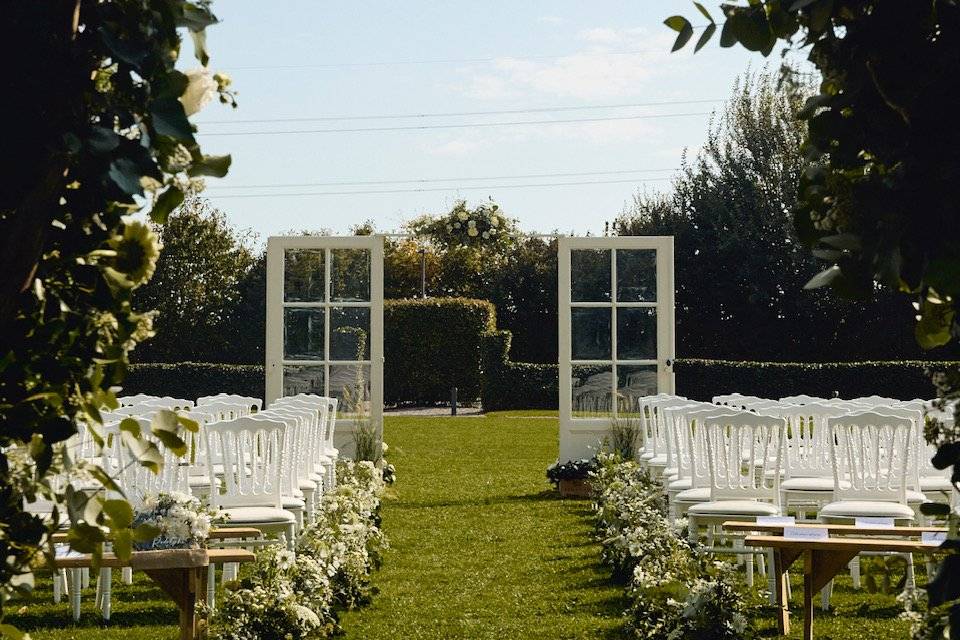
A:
[[259, 406, 315, 491], [117, 418, 189, 506], [665, 402, 719, 481], [116, 393, 158, 406], [711, 393, 743, 405], [681, 408, 743, 489], [779, 394, 825, 405], [272, 397, 331, 468], [646, 396, 689, 459], [141, 397, 195, 411], [702, 411, 785, 503], [770, 402, 849, 479], [741, 398, 782, 412], [204, 417, 286, 509], [827, 411, 913, 503], [194, 400, 252, 421], [198, 394, 262, 413]]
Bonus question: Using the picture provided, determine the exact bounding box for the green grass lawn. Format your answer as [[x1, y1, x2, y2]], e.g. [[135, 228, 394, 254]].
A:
[[8, 414, 916, 639]]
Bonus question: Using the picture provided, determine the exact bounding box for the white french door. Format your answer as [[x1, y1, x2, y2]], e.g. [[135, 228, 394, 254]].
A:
[[265, 235, 384, 447], [557, 236, 675, 461]]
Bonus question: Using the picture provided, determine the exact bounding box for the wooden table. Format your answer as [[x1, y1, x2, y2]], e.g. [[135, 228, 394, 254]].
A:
[[723, 520, 946, 537], [53, 547, 255, 640], [744, 534, 944, 640]]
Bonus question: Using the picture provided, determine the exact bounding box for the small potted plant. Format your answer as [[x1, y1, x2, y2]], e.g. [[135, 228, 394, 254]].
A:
[[546, 458, 598, 498]]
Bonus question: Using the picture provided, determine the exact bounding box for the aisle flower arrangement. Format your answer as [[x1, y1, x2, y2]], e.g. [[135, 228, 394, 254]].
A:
[[210, 460, 390, 640], [590, 453, 752, 639], [132, 491, 223, 550]]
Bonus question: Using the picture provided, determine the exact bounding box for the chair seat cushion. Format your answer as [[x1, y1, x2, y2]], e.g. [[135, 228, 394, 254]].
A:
[[298, 479, 318, 492], [921, 476, 953, 492], [221, 506, 297, 525], [687, 500, 780, 517], [674, 487, 710, 503], [187, 475, 211, 488], [818, 500, 915, 520], [646, 454, 668, 467], [282, 496, 305, 510], [781, 477, 849, 492], [639, 451, 655, 461], [668, 478, 692, 491], [907, 490, 928, 504]]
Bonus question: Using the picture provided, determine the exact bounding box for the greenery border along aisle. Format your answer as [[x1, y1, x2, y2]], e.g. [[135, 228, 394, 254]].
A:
[[209, 460, 390, 640], [590, 454, 751, 639]]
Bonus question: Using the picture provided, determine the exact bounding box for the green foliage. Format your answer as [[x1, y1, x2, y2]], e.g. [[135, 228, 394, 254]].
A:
[[0, 0, 231, 615], [123, 362, 263, 399], [384, 298, 495, 405], [615, 72, 947, 361], [673, 358, 959, 402], [134, 191, 259, 363], [479, 330, 558, 411]]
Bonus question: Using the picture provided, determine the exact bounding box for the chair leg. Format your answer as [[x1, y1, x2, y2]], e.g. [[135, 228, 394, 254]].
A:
[[207, 565, 217, 610], [53, 570, 64, 604], [70, 570, 82, 621], [821, 579, 833, 610], [767, 550, 777, 604], [122, 567, 133, 585], [849, 555, 861, 589], [687, 515, 699, 544], [100, 567, 112, 620], [905, 553, 916, 590], [757, 550, 767, 577], [81, 567, 90, 589]]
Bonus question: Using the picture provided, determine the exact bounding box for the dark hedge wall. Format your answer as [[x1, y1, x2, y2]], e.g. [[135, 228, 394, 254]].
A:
[[124, 362, 264, 400], [384, 298, 496, 405]]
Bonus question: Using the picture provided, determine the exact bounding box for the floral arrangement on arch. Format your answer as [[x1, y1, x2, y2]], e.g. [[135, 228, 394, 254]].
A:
[[420, 200, 514, 248], [132, 491, 224, 551]]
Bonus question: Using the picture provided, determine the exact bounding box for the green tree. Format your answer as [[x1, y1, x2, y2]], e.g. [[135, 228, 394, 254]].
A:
[[0, 0, 231, 615], [135, 191, 258, 363], [616, 72, 935, 361]]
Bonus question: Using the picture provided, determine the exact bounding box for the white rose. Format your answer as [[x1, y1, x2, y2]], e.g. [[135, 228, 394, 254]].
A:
[[482, 231, 490, 239], [453, 222, 461, 229], [467, 219, 476, 227], [467, 227, 479, 237], [489, 228, 497, 235], [490, 215, 500, 227], [180, 68, 218, 117], [446, 225, 453, 232], [457, 212, 468, 221]]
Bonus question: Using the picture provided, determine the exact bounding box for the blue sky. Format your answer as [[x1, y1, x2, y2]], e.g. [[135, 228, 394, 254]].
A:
[[193, 1, 773, 240]]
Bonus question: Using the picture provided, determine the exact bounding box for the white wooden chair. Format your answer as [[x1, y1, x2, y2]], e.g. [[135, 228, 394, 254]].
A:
[[198, 393, 262, 413], [116, 393, 157, 406], [204, 416, 296, 549], [687, 411, 786, 587]]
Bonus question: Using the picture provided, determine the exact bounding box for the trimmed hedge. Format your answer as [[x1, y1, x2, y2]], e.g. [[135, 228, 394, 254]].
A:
[[480, 330, 558, 411], [384, 298, 496, 405], [124, 362, 264, 400], [673, 358, 960, 401]]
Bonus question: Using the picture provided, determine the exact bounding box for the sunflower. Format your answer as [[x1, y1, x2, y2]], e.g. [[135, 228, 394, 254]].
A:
[[105, 219, 162, 288]]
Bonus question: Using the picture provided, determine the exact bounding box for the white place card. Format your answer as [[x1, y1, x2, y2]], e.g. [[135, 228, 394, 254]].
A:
[[757, 516, 796, 526], [855, 517, 895, 529], [922, 531, 947, 546], [54, 544, 84, 559], [783, 526, 829, 541]]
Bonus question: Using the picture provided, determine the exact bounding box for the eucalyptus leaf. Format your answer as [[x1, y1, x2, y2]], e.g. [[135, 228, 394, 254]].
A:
[[803, 265, 841, 289], [150, 186, 184, 224], [102, 499, 134, 529], [187, 154, 232, 178]]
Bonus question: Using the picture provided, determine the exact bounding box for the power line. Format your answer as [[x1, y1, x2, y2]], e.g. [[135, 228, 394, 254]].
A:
[[200, 111, 713, 137], [203, 168, 677, 190], [208, 176, 673, 199], [196, 98, 724, 125]]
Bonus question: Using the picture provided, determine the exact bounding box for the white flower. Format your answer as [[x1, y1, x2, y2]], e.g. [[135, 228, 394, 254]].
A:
[[453, 222, 461, 229], [276, 549, 296, 571], [482, 231, 490, 239], [489, 228, 497, 235], [467, 227, 479, 237], [490, 215, 500, 227], [467, 219, 476, 227], [457, 211, 468, 222], [180, 68, 218, 117], [446, 225, 453, 232]]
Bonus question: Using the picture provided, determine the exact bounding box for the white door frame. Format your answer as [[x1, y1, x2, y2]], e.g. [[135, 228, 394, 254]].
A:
[[265, 234, 384, 454], [557, 236, 675, 461]]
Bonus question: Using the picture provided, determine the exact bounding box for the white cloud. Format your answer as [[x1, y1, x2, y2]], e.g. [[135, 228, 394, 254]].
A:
[[460, 27, 681, 101]]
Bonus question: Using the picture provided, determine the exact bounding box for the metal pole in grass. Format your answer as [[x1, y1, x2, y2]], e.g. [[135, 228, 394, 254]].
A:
[[418, 248, 427, 298], [451, 386, 458, 416]]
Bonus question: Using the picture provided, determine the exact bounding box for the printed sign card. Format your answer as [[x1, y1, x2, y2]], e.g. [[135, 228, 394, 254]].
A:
[[756, 516, 796, 526], [922, 531, 947, 546], [783, 526, 829, 541], [854, 517, 895, 528]]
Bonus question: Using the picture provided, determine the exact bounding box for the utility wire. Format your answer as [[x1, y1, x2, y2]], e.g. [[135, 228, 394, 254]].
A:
[[200, 111, 713, 136], [208, 176, 672, 199], [203, 168, 677, 191], [196, 98, 724, 125]]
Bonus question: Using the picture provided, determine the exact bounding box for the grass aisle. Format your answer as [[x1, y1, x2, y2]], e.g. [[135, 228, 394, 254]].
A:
[[339, 414, 628, 640]]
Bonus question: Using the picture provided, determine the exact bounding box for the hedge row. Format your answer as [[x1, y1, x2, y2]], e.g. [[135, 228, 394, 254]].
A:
[[384, 298, 496, 405], [673, 358, 960, 402], [124, 362, 264, 400], [480, 330, 558, 411]]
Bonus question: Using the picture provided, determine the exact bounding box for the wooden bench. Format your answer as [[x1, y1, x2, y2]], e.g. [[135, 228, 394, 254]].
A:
[[744, 534, 945, 640], [51, 546, 256, 640]]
